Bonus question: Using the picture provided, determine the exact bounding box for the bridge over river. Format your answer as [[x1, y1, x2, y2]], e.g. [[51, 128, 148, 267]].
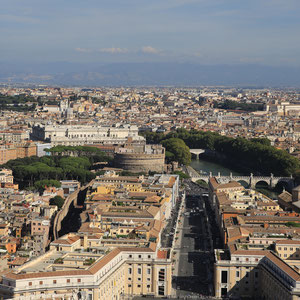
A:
[[190, 149, 206, 159], [186, 166, 294, 189]]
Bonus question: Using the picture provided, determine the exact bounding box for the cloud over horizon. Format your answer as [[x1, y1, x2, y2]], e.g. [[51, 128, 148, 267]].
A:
[[75, 46, 162, 56], [1, 0, 300, 66]]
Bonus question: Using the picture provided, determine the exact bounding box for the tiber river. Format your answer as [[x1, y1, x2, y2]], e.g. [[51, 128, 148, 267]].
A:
[[190, 159, 242, 176], [190, 158, 280, 198]]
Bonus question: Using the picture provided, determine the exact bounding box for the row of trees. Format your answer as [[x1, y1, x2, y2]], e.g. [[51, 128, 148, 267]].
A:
[[0, 94, 37, 112], [46, 145, 112, 164], [141, 129, 300, 176], [213, 100, 264, 112], [1, 146, 112, 189], [162, 138, 191, 165]]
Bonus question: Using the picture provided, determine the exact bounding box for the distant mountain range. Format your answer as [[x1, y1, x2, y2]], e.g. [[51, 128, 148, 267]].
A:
[[1, 62, 300, 87]]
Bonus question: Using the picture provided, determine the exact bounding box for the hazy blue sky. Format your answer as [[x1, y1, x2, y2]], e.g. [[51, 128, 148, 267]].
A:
[[1, 0, 300, 66]]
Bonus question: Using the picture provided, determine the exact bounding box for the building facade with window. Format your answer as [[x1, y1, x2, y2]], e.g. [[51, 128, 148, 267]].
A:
[[214, 247, 300, 300], [0, 234, 172, 299]]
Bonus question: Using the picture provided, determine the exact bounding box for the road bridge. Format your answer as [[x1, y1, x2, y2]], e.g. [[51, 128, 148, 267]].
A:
[[190, 149, 205, 159], [187, 168, 294, 189]]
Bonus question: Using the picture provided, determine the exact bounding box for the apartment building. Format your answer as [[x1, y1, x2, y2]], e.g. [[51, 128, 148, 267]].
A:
[[275, 240, 300, 260], [0, 233, 172, 300], [0, 130, 29, 143], [215, 247, 300, 300], [214, 247, 265, 298], [0, 142, 37, 164], [0, 169, 13, 184]]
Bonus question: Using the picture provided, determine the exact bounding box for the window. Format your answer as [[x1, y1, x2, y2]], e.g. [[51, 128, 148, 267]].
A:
[[138, 255, 142, 258], [221, 288, 227, 297], [129, 255, 132, 258], [128, 284, 131, 287], [278, 247, 281, 250], [77, 279, 81, 283], [221, 271, 228, 283], [158, 286, 164, 295], [67, 279, 70, 283], [39, 281, 43, 285], [236, 257, 239, 261], [29, 282, 32, 286], [148, 255, 151, 258], [159, 269, 165, 282], [236, 271, 240, 277], [147, 284, 150, 288], [53, 280, 57, 284], [246, 258, 249, 262], [138, 278, 141, 281], [128, 278, 131, 281], [147, 268, 151, 275], [284, 247, 287, 250], [138, 268, 142, 275], [128, 268, 132, 275], [290, 248, 293, 251], [246, 272, 249, 278], [137, 285, 141, 288]]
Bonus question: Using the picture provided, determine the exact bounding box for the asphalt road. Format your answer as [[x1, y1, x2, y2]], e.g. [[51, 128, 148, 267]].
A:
[[172, 179, 222, 299]]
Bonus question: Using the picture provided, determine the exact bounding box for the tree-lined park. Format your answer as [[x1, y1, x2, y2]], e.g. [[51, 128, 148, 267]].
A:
[[141, 129, 300, 178], [1, 146, 111, 190]]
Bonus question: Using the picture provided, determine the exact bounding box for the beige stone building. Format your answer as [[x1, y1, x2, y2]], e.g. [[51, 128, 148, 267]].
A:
[[0, 234, 172, 300], [214, 247, 300, 300], [31, 124, 145, 146], [275, 240, 300, 260]]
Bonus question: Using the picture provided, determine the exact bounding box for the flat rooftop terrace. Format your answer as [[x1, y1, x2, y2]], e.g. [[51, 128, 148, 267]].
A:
[[18, 250, 104, 274]]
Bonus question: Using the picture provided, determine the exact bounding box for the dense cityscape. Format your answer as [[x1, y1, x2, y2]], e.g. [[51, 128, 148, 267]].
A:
[[2, 0, 300, 299], [0, 85, 298, 300]]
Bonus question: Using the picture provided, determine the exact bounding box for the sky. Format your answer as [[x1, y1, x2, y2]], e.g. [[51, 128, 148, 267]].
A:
[[1, 0, 300, 66]]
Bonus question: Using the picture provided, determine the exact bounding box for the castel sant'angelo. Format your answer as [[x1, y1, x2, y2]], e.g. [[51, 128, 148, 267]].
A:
[[114, 142, 165, 173]]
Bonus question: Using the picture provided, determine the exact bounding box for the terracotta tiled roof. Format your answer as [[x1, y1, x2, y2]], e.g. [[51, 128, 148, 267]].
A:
[[4, 246, 156, 280], [157, 250, 168, 259], [275, 240, 300, 245], [52, 236, 80, 245], [232, 249, 268, 256], [5, 270, 91, 280], [218, 181, 243, 189], [147, 206, 160, 217], [264, 251, 300, 281]]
